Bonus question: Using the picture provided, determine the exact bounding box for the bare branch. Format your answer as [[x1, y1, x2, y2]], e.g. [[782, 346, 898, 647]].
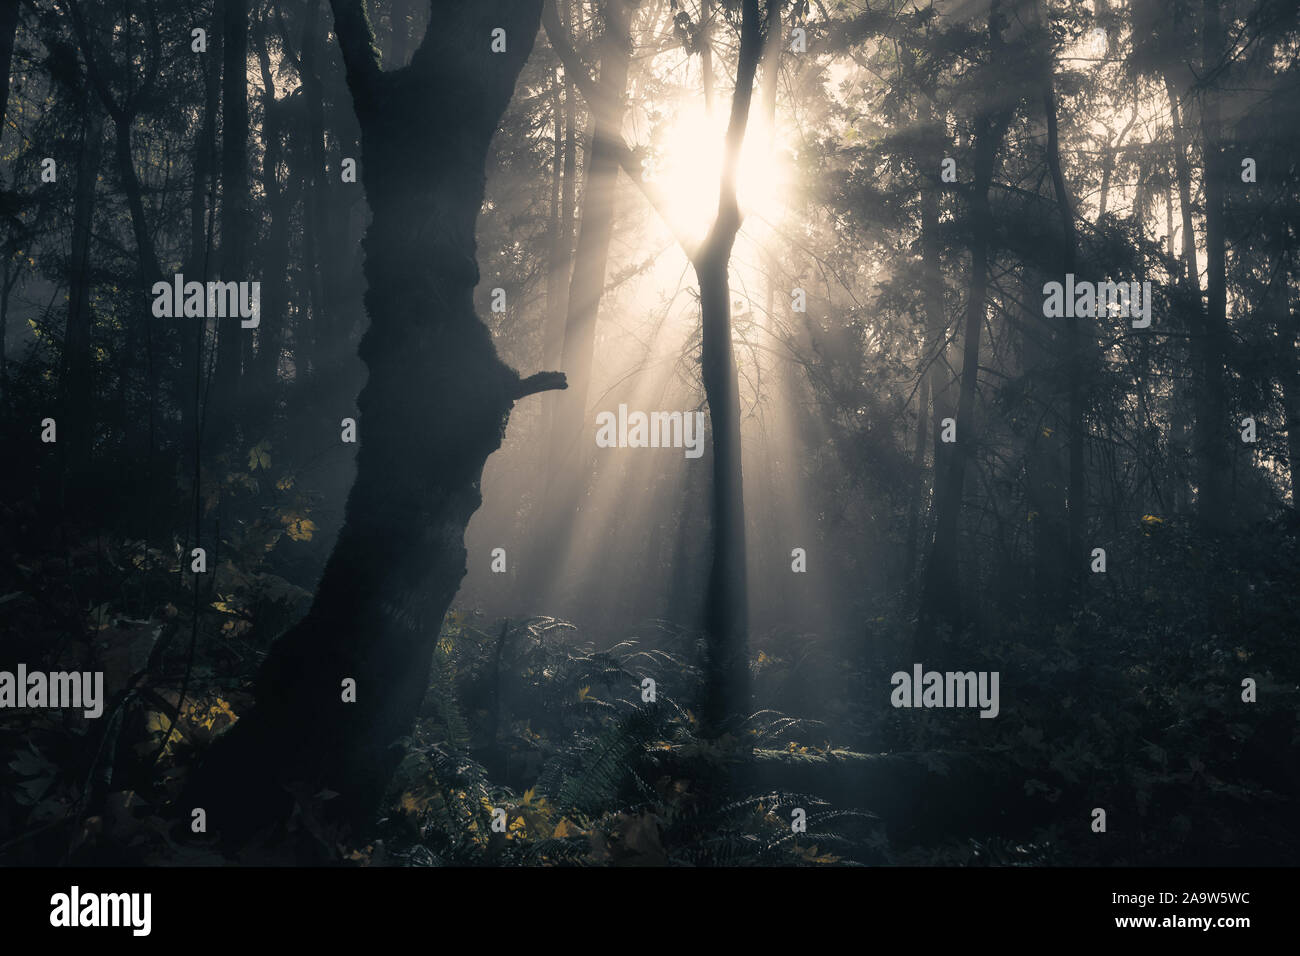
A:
[[512, 370, 568, 400]]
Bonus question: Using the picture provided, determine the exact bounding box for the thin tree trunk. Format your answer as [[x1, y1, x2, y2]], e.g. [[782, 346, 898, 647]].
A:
[[543, 65, 575, 373], [252, 12, 290, 420], [1165, 78, 1198, 515], [214, 0, 250, 436], [759, 0, 782, 127], [536, 0, 633, 588], [700, 0, 714, 114], [917, 93, 955, 602], [183, 16, 221, 455], [916, 111, 1002, 654], [1267, 221, 1299, 505], [902, 370, 930, 592], [0, 0, 19, 145], [297, 0, 329, 380], [1042, 74, 1084, 605], [534, 54, 578, 521], [693, 0, 765, 734], [62, 105, 105, 479], [1198, 0, 1231, 537], [1165, 80, 1200, 296]]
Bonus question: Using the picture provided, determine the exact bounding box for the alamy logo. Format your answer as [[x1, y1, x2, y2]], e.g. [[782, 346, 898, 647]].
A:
[[50, 886, 151, 936], [0, 665, 103, 718], [151, 273, 261, 327], [1043, 273, 1152, 328], [595, 404, 706, 459], [890, 663, 1000, 718]]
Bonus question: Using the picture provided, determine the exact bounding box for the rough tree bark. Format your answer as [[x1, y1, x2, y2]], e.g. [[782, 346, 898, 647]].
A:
[[192, 0, 561, 843]]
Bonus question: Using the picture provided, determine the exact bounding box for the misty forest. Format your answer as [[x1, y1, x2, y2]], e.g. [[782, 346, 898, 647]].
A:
[[1, 0, 1298, 867]]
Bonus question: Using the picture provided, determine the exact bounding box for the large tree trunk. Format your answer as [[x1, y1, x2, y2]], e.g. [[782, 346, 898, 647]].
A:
[[389, 0, 417, 67], [192, 0, 555, 844], [693, 0, 765, 734]]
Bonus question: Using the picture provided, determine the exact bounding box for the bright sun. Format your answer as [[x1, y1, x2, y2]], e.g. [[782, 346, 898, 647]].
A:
[[650, 100, 791, 247]]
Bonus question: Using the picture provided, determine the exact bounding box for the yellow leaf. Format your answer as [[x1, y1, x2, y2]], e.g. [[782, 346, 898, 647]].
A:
[[286, 518, 317, 542], [577, 685, 592, 701], [400, 791, 432, 813], [275, 475, 295, 491], [553, 818, 579, 838], [248, 440, 272, 472]]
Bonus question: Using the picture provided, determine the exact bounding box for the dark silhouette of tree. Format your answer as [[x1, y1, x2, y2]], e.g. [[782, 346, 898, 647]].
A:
[[192, 0, 564, 840]]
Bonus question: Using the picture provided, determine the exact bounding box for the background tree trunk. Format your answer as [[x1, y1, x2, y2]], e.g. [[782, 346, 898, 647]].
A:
[[1198, 0, 1231, 539], [215, 0, 250, 437], [61, 103, 104, 482], [916, 111, 1003, 654], [0, 0, 19, 149], [533, 0, 632, 600], [1042, 75, 1084, 607], [252, 11, 290, 423]]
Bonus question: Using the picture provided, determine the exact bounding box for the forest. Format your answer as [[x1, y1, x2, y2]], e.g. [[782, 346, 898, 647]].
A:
[[0, 0, 1298, 868]]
